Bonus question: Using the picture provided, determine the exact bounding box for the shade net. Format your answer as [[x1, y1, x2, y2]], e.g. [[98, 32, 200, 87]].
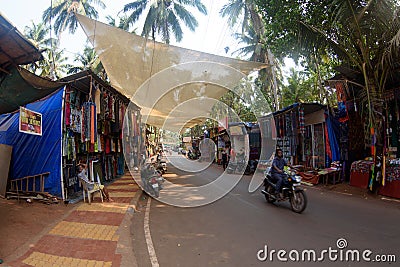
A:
[[76, 14, 270, 130]]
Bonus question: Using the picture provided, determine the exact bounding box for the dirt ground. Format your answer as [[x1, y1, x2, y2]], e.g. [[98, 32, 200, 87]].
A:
[[0, 196, 76, 262]]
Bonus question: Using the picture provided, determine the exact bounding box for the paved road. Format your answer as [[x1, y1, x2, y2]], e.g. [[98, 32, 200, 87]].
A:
[[131, 155, 400, 267]]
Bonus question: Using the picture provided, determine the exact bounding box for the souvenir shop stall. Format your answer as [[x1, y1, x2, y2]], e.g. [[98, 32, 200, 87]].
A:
[[270, 103, 335, 167], [258, 103, 341, 184], [330, 79, 400, 198], [59, 70, 141, 200]]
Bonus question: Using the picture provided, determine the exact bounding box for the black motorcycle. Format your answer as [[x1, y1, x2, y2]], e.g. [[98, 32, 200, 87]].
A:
[[261, 167, 307, 213]]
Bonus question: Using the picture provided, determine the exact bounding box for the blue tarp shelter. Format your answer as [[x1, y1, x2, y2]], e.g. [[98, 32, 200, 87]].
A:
[[0, 87, 65, 197]]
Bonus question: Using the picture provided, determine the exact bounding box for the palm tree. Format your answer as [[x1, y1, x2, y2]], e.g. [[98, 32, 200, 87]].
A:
[[231, 26, 259, 61], [121, 0, 207, 44], [298, 0, 400, 148], [36, 48, 72, 80], [105, 15, 137, 33], [220, 0, 282, 110], [22, 21, 58, 74], [24, 21, 57, 49], [68, 45, 103, 75], [42, 0, 106, 38], [220, 0, 263, 38]]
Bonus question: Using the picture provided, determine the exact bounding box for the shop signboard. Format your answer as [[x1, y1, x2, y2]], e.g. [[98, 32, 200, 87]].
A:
[[19, 107, 42, 136]]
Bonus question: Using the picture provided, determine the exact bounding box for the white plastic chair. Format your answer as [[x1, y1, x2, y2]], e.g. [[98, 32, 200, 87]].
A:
[[79, 160, 103, 204]]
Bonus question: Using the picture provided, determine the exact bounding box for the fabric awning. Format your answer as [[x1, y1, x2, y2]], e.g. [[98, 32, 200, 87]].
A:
[[0, 67, 63, 114], [76, 14, 269, 130]]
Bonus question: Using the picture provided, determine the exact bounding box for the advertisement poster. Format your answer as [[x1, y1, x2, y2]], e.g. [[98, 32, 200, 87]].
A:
[[19, 107, 42, 136]]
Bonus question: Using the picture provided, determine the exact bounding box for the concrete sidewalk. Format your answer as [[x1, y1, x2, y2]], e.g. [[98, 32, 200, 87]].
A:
[[5, 172, 143, 267]]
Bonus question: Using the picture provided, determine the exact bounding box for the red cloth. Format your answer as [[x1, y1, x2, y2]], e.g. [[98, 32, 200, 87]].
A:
[[350, 172, 370, 188], [379, 180, 400, 199]]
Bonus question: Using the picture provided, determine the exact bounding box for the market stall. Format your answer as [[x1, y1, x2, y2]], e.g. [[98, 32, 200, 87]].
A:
[[259, 103, 339, 168], [0, 69, 141, 200], [59, 71, 141, 200]]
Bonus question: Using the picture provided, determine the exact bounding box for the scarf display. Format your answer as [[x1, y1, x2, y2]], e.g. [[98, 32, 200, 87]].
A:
[[81, 102, 97, 144]]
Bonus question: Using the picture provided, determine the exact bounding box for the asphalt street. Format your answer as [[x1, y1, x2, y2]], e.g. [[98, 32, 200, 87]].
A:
[[130, 155, 400, 267]]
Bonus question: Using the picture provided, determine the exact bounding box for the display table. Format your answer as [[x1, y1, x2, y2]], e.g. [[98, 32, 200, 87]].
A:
[[350, 160, 373, 188], [318, 168, 341, 185], [379, 166, 400, 199]]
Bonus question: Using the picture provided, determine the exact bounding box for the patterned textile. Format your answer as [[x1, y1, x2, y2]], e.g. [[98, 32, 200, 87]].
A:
[[335, 82, 349, 122], [299, 106, 305, 134], [385, 166, 400, 182], [351, 160, 373, 174]]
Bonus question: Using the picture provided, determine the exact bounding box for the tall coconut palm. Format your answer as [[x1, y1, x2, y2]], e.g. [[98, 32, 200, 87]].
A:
[[121, 0, 207, 44], [220, 0, 263, 37], [42, 0, 106, 38], [220, 0, 283, 110]]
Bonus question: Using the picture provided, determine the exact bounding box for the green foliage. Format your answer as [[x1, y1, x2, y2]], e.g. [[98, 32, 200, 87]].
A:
[[122, 0, 207, 44], [42, 0, 106, 36]]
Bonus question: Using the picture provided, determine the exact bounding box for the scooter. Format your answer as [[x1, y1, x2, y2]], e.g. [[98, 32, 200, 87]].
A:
[[261, 167, 307, 213], [226, 159, 246, 174], [140, 163, 165, 198]]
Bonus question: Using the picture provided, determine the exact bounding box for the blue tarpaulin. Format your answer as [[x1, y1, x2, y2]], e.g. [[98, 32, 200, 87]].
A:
[[0, 87, 64, 197], [325, 114, 340, 162]]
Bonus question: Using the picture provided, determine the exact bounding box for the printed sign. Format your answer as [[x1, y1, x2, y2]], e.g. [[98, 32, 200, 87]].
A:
[[19, 107, 42, 136]]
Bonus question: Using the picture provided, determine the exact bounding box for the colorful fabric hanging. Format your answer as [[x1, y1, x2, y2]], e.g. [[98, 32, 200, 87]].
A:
[[299, 107, 305, 135], [95, 88, 101, 114], [81, 102, 97, 144], [335, 82, 349, 122]]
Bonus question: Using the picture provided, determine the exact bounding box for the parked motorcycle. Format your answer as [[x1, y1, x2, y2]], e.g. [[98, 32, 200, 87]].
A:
[[261, 167, 307, 213], [244, 159, 258, 175], [187, 149, 200, 160], [140, 163, 165, 198], [226, 159, 246, 174]]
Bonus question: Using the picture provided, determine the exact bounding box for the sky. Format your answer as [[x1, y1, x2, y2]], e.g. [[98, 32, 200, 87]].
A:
[[0, 0, 242, 61]]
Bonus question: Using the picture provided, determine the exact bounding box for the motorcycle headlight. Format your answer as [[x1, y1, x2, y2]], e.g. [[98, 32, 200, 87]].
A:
[[295, 175, 301, 183]]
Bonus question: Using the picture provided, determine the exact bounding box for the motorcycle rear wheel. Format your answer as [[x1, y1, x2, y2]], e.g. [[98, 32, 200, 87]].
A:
[[265, 185, 276, 203], [290, 190, 307, 213]]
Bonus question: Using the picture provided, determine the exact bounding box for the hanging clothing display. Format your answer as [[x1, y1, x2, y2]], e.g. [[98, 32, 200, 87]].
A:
[[81, 102, 97, 144]]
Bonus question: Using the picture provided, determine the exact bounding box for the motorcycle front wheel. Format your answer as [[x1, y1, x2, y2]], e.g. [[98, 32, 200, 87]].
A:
[[290, 190, 307, 213]]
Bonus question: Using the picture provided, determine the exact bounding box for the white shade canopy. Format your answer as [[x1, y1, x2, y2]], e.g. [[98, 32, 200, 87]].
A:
[[76, 14, 269, 129]]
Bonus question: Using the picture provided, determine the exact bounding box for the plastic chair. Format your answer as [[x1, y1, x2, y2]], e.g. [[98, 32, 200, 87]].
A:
[[79, 177, 104, 204], [79, 160, 103, 204]]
